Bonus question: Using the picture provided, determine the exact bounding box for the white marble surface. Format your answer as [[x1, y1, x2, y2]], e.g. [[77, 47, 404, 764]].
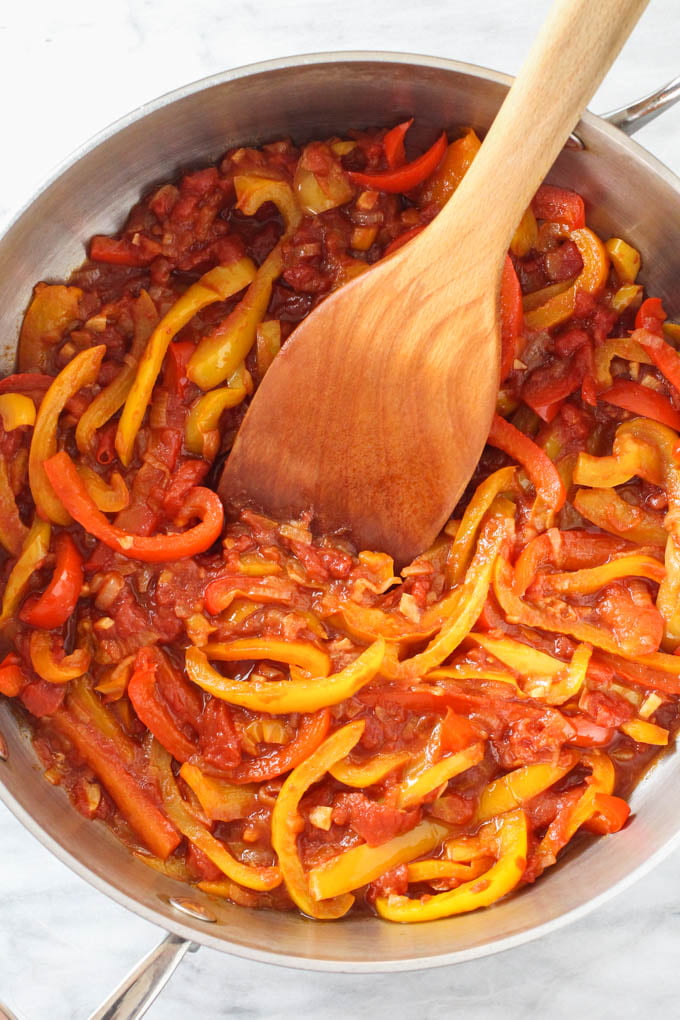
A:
[[1, 1, 679, 1017]]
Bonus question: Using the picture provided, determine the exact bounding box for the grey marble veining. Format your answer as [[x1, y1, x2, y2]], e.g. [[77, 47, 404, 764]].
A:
[[1, 0, 680, 1017]]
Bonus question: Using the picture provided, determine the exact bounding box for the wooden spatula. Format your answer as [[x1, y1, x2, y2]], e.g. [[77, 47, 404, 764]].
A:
[[220, 0, 648, 565]]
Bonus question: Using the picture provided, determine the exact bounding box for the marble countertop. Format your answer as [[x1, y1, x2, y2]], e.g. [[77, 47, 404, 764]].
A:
[[1, 0, 679, 1017]]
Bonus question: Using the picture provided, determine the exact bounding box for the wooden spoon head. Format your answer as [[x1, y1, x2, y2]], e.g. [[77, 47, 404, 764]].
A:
[[219, 234, 501, 566]]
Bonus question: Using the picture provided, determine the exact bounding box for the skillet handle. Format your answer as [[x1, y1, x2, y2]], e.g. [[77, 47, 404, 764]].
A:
[[602, 74, 680, 134], [88, 933, 198, 1020]]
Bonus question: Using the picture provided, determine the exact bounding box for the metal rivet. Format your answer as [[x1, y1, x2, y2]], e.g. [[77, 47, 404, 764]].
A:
[[166, 896, 217, 923], [566, 132, 586, 150], [0, 731, 8, 762]]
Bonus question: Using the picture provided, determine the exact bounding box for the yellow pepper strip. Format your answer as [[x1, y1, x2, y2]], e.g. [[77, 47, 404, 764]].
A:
[[530, 643, 591, 705], [29, 630, 91, 684], [386, 516, 509, 681], [605, 237, 641, 283], [271, 719, 364, 917], [0, 454, 28, 556], [115, 260, 256, 465], [522, 279, 574, 314], [337, 599, 430, 645], [184, 381, 247, 457], [476, 753, 578, 822], [444, 834, 485, 862], [76, 465, 129, 513], [658, 537, 680, 649], [0, 394, 36, 431], [610, 283, 643, 315], [0, 519, 51, 627], [543, 553, 665, 594], [29, 345, 106, 524], [396, 742, 485, 809], [664, 322, 680, 344], [202, 637, 331, 677], [427, 665, 521, 690], [468, 632, 564, 677], [510, 206, 538, 257], [620, 718, 669, 745], [446, 467, 515, 585], [151, 739, 281, 891], [375, 809, 528, 923], [18, 284, 83, 372], [186, 637, 385, 714], [308, 818, 450, 901], [187, 178, 302, 391], [418, 127, 481, 207], [573, 487, 667, 547], [574, 434, 663, 489], [76, 290, 158, 456], [236, 553, 282, 577], [592, 336, 653, 390], [329, 750, 410, 787], [68, 678, 137, 764], [524, 228, 609, 332], [179, 763, 259, 821], [256, 320, 282, 378], [407, 856, 494, 885]]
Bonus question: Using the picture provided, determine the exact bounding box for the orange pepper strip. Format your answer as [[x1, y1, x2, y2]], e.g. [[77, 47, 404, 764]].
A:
[[524, 228, 609, 332], [0, 453, 28, 556], [44, 449, 223, 562], [0, 519, 51, 628], [18, 284, 83, 372], [446, 466, 516, 585], [186, 638, 385, 714], [76, 465, 129, 513], [29, 630, 91, 684], [542, 553, 665, 594], [535, 751, 614, 870], [115, 259, 256, 465], [227, 709, 331, 784], [201, 637, 331, 678], [573, 487, 667, 547], [418, 128, 481, 207], [488, 414, 566, 514], [150, 739, 281, 891], [29, 345, 106, 525], [179, 763, 259, 822], [271, 719, 365, 918]]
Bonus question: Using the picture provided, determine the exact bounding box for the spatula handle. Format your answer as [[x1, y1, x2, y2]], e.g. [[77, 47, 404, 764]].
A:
[[439, 0, 649, 250]]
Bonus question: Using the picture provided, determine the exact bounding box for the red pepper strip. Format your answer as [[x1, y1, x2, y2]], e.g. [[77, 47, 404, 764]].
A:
[[531, 185, 585, 230], [0, 373, 52, 396], [634, 328, 680, 394], [90, 235, 160, 267], [384, 225, 426, 257], [348, 132, 447, 193], [500, 256, 523, 380], [487, 414, 566, 512], [582, 793, 631, 834], [0, 654, 25, 697], [51, 707, 180, 858], [383, 118, 413, 168], [521, 346, 590, 423], [19, 533, 84, 629], [128, 648, 196, 762], [226, 709, 331, 784], [514, 529, 629, 597], [44, 450, 223, 562], [204, 575, 299, 616], [635, 297, 667, 334], [564, 714, 615, 747], [600, 379, 680, 432]]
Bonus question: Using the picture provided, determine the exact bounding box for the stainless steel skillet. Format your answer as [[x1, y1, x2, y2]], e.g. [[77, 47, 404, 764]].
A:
[[0, 52, 678, 1019]]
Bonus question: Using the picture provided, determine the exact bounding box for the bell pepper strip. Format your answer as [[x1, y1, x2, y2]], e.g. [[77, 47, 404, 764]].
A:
[[375, 808, 528, 922], [179, 763, 258, 822], [75, 290, 158, 457], [582, 793, 631, 835], [526, 644, 591, 706], [19, 532, 83, 629], [29, 630, 90, 684], [184, 380, 247, 457], [29, 344, 106, 525], [636, 298, 667, 334], [234, 175, 303, 234], [418, 128, 481, 207], [115, 260, 256, 465], [201, 638, 332, 678], [599, 380, 680, 432], [0, 519, 51, 628], [18, 284, 83, 372], [227, 709, 330, 784], [385, 516, 510, 682], [308, 818, 450, 901], [294, 146, 354, 215], [605, 237, 641, 283], [52, 708, 179, 858], [573, 487, 667, 547], [522, 279, 574, 314], [407, 856, 493, 884], [534, 751, 614, 870], [513, 528, 631, 598], [329, 751, 410, 788], [336, 597, 431, 646], [128, 649, 196, 762], [349, 132, 447, 193], [383, 118, 413, 168], [0, 393, 36, 431], [469, 632, 565, 677], [151, 739, 281, 890], [634, 327, 680, 397], [542, 553, 665, 595], [396, 742, 484, 809], [610, 283, 644, 315], [620, 717, 669, 745], [256, 320, 282, 379], [0, 654, 26, 697], [500, 256, 523, 380], [89, 235, 162, 267], [510, 206, 539, 257], [204, 574, 300, 616], [531, 185, 585, 230], [574, 434, 664, 490], [185, 638, 385, 714], [76, 465, 130, 513], [476, 753, 578, 822], [270, 719, 364, 917], [524, 228, 609, 332], [43, 450, 223, 562], [487, 414, 566, 514], [0, 454, 28, 556]]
